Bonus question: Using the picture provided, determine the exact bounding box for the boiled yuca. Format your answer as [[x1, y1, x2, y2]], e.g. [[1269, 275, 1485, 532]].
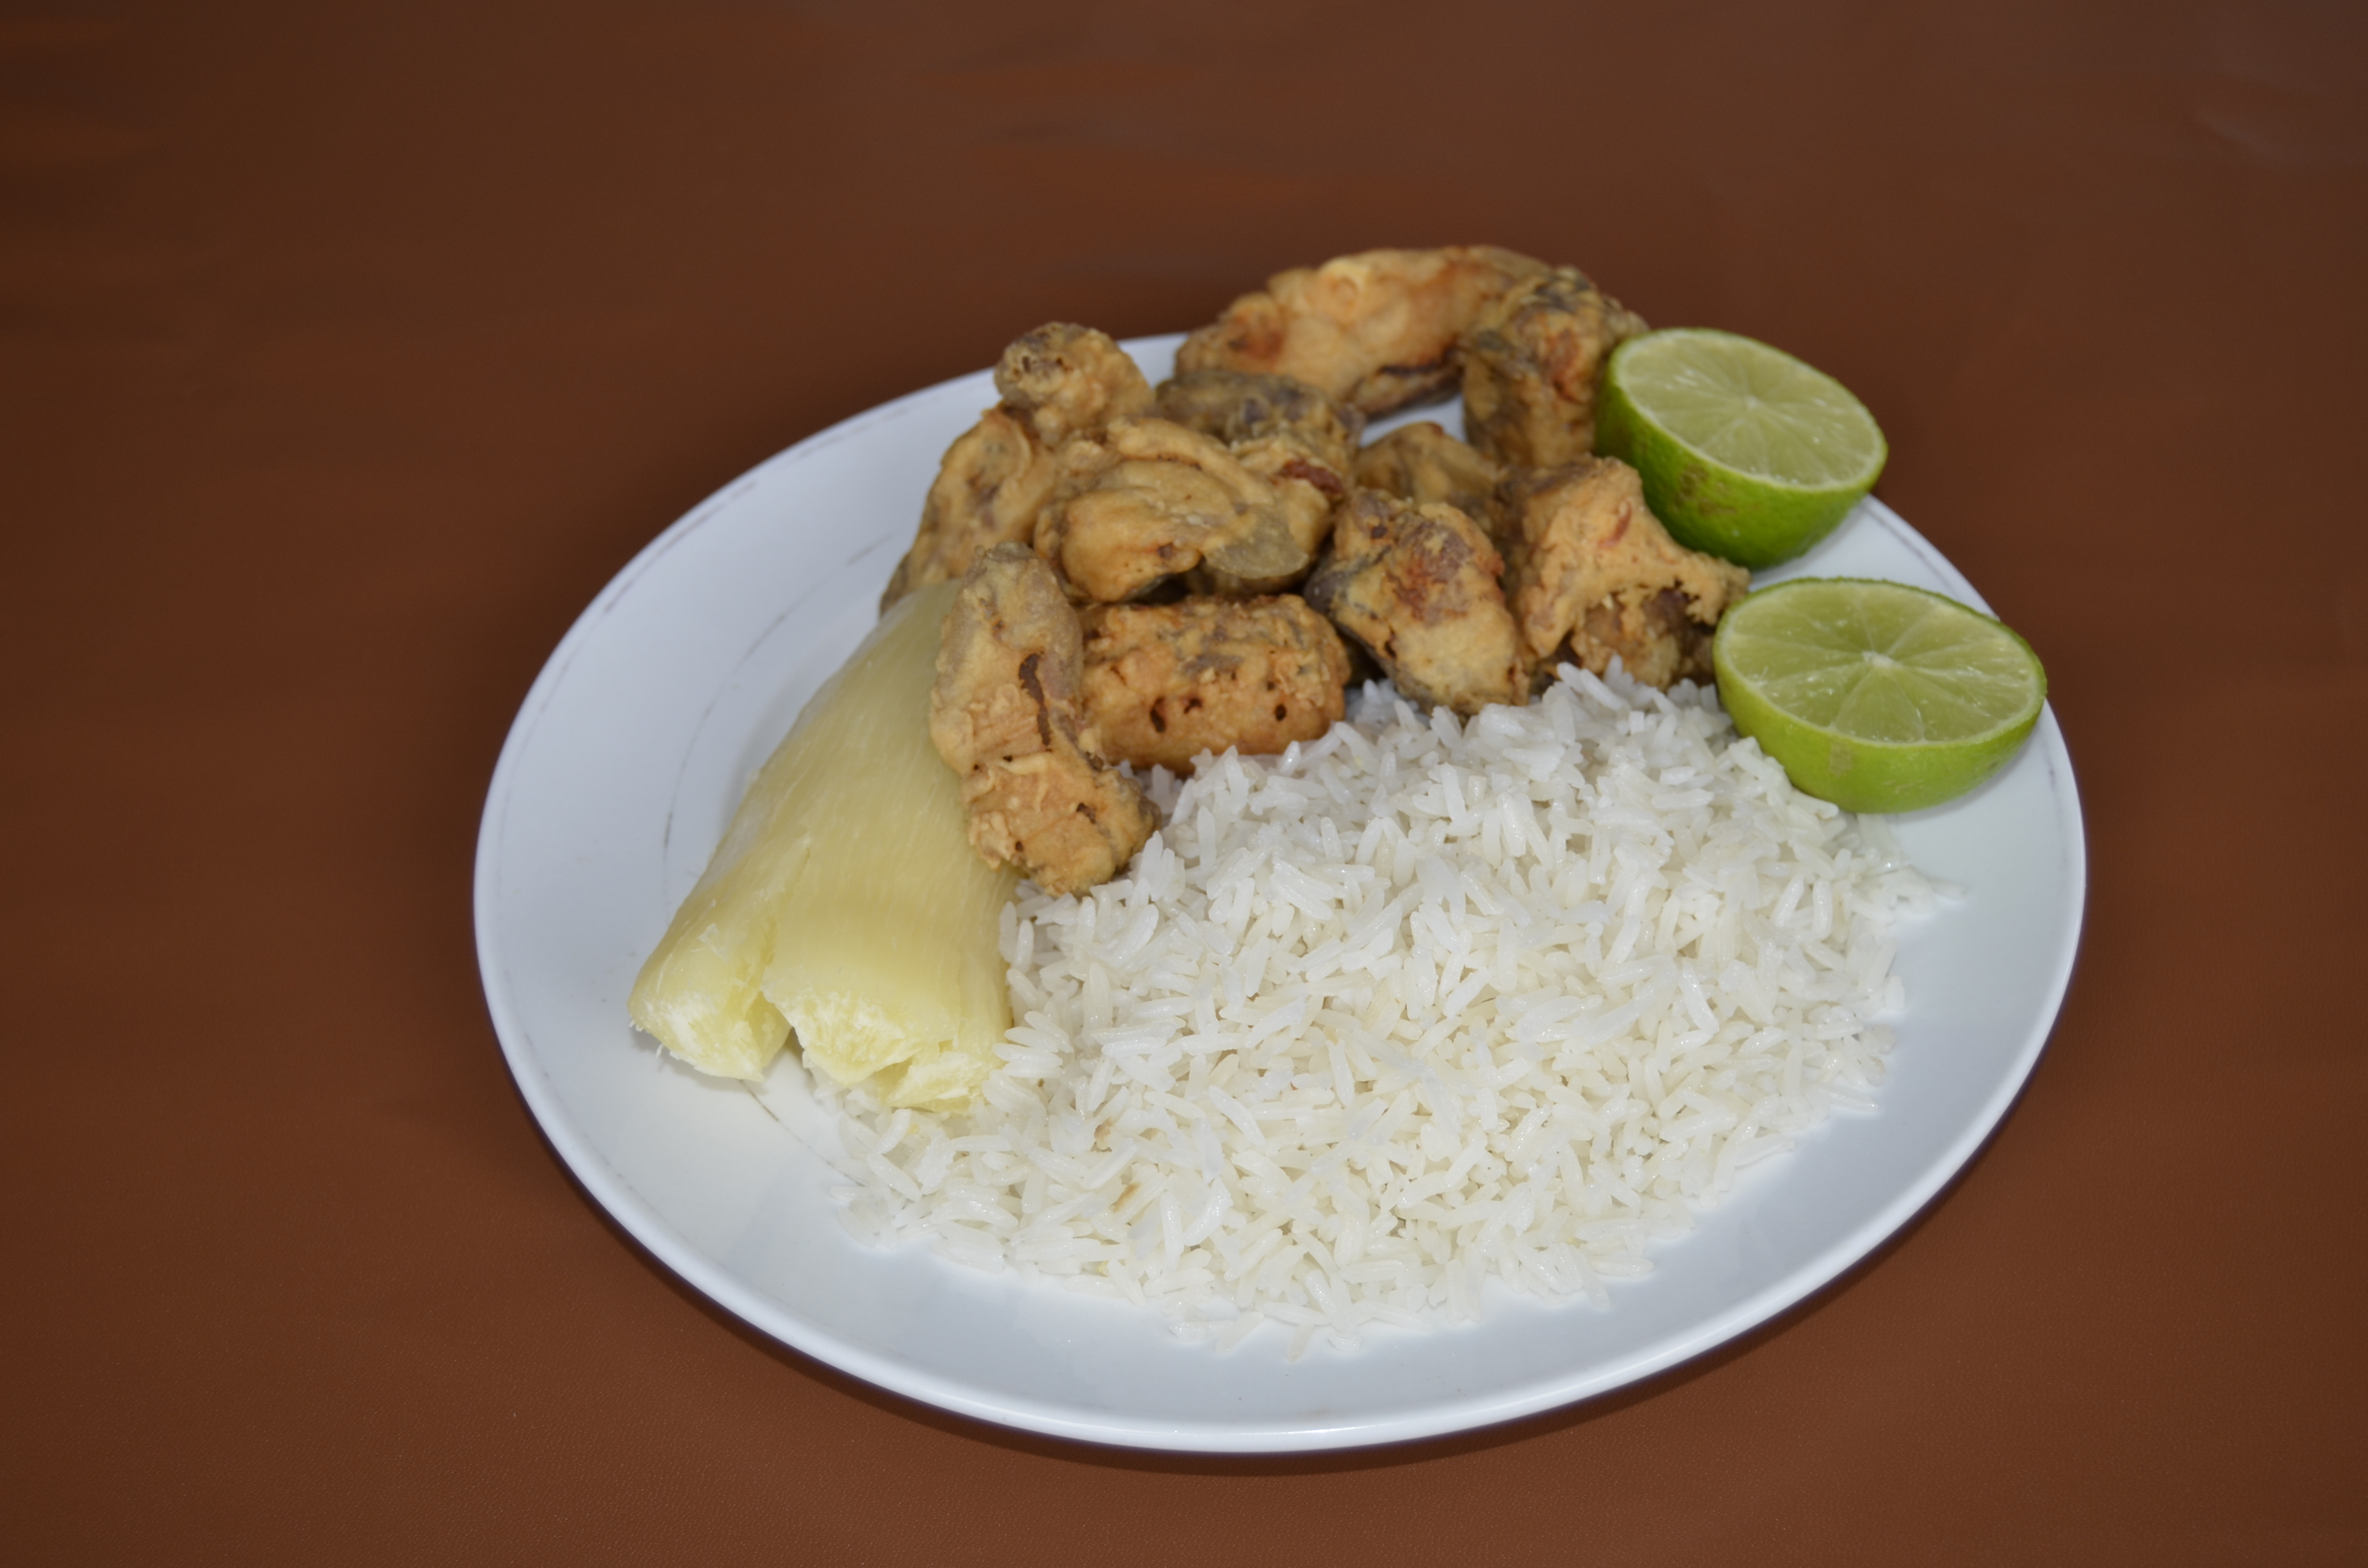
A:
[[628, 580, 1020, 1106]]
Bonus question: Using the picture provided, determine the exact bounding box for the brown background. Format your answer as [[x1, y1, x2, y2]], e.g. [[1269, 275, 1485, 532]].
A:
[[5, 0, 2364, 1560]]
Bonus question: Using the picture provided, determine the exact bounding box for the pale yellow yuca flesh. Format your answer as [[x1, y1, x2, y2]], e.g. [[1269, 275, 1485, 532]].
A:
[[627, 580, 1020, 1106]]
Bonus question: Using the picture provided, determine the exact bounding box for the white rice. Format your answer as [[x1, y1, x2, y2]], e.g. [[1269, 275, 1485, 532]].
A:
[[821, 662, 1943, 1355]]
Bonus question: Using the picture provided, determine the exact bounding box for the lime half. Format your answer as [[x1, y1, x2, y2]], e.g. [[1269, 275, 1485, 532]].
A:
[[1714, 578, 2045, 814], [1597, 328, 1887, 569]]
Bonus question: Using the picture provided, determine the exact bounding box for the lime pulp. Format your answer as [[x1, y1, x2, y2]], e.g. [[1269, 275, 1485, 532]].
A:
[[1713, 578, 2045, 813], [1597, 329, 1887, 569]]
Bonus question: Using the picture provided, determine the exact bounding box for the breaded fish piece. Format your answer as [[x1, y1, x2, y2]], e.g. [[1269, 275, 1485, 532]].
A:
[[1176, 247, 1550, 416], [882, 408, 1060, 613], [997, 321, 1156, 447], [1153, 368, 1365, 475], [1349, 422, 1505, 540], [1460, 267, 1649, 468], [1079, 595, 1351, 774], [1153, 369, 1363, 594], [1033, 417, 1315, 603], [929, 544, 1158, 895], [1304, 491, 1526, 715], [883, 324, 1152, 610], [1498, 459, 1749, 689]]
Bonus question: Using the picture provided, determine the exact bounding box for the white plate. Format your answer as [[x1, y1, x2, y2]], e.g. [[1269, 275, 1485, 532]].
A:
[[475, 336, 2085, 1453]]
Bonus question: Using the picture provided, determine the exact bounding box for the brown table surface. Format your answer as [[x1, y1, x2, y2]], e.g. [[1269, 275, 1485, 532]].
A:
[[7, 1, 2364, 1560]]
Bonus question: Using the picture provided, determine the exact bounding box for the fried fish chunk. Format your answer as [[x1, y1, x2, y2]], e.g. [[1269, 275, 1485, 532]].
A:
[[928, 544, 1158, 895], [882, 408, 1058, 613], [1497, 458, 1749, 689], [1153, 369, 1363, 594], [1349, 422, 1506, 539], [1460, 267, 1649, 468], [1079, 595, 1350, 774], [1304, 490, 1527, 715], [997, 321, 1156, 447], [1176, 247, 1550, 416], [1033, 417, 1315, 603], [1153, 368, 1365, 475], [883, 324, 1153, 610]]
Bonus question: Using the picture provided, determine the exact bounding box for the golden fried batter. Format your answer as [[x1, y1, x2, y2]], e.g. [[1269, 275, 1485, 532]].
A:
[[1498, 459, 1749, 689], [1460, 267, 1649, 468], [1153, 369, 1362, 594], [1304, 491, 1526, 715], [1349, 422, 1505, 539], [882, 324, 1152, 610], [1079, 596, 1351, 774], [1176, 247, 1550, 416], [928, 544, 1158, 895], [1154, 369, 1364, 474], [997, 322, 1155, 447], [1033, 418, 1315, 603]]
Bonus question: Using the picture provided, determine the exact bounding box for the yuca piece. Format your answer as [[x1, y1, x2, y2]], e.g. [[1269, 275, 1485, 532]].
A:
[[627, 580, 1019, 1107], [1079, 595, 1351, 774]]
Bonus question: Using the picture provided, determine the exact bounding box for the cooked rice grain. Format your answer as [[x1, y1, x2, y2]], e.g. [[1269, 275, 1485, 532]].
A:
[[821, 664, 1939, 1352]]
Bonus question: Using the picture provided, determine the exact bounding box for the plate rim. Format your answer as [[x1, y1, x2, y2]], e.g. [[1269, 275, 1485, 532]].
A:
[[474, 337, 2087, 1453]]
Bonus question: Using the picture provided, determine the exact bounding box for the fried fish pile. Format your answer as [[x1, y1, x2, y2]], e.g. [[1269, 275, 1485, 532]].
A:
[[899, 247, 1750, 895]]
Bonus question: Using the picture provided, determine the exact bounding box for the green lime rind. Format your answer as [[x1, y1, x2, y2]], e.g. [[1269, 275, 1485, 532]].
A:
[[1597, 328, 1888, 571], [1713, 578, 2046, 815]]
